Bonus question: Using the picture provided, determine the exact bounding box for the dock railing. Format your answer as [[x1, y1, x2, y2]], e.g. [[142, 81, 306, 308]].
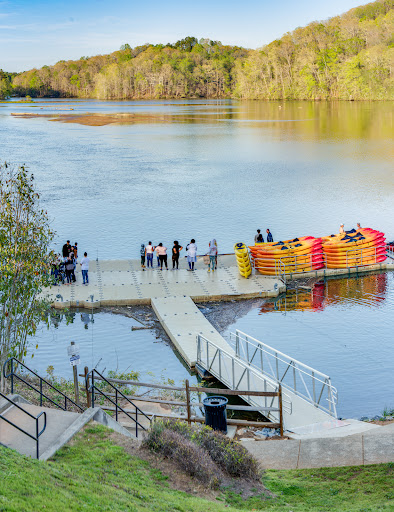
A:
[[230, 330, 337, 417], [252, 253, 326, 284], [345, 245, 386, 268], [196, 334, 292, 424]]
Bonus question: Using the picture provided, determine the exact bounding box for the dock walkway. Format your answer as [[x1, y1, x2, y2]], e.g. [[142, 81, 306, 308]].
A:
[[48, 255, 285, 309]]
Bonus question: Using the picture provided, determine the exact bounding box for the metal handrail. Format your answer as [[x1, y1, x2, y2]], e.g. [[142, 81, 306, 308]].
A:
[[251, 252, 326, 282], [86, 369, 151, 437], [0, 391, 46, 459], [345, 244, 386, 267], [3, 357, 84, 412], [196, 334, 292, 423], [230, 330, 337, 417]]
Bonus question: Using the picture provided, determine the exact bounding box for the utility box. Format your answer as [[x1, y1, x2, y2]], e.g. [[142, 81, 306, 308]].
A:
[[203, 396, 228, 433]]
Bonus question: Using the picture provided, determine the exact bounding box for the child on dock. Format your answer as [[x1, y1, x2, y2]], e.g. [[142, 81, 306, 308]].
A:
[[207, 239, 218, 272]]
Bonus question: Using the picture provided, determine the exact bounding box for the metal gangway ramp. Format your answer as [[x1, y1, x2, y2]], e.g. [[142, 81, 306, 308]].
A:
[[197, 330, 338, 430]]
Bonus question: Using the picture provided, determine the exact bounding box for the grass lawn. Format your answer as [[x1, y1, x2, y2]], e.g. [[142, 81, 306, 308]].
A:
[[0, 424, 392, 511]]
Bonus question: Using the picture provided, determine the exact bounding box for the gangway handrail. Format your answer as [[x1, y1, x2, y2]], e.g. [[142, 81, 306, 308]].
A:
[[232, 330, 331, 380], [230, 330, 337, 417], [196, 334, 292, 423]]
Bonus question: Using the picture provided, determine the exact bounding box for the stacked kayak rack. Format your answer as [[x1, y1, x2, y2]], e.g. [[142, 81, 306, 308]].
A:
[[321, 228, 386, 268], [248, 237, 324, 276], [234, 227, 387, 279]]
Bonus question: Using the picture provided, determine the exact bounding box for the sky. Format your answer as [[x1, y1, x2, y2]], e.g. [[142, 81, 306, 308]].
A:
[[1, 0, 368, 72]]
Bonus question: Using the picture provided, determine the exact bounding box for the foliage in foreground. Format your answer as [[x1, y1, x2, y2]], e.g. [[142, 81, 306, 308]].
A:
[[0, 163, 55, 390], [0, 423, 393, 511]]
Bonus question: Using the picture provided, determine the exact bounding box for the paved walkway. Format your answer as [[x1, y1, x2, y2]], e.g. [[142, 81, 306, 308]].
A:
[[242, 422, 394, 469]]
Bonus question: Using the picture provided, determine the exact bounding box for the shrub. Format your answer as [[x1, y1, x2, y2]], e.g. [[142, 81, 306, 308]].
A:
[[143, 423, 221, 488], [144, 419, 261, 484], [192, 426, 260, 480]]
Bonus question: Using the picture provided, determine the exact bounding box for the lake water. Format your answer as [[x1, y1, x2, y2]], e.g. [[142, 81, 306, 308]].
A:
[[26, 271, 393, 418], [27, 309, 198, 388], [222, 271, 394, 419], [1, 99, 393, 257], [2, 98, 393, 418]]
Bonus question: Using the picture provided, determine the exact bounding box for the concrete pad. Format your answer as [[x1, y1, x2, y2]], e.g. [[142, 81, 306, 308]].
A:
[[362, 421, 394, 435], [297, 436, 364, 468], [363, 432, 394, 464], [288, 419, 381, 439], [241, 439, 300, 470]]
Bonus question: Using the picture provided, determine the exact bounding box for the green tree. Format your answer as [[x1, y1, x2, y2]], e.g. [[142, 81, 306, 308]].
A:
[[0, 69, 12, 99], [0, 164, 55, 391]]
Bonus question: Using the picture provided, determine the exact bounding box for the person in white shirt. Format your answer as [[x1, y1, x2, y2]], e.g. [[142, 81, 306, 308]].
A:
[[186, 239, 197, 271], [145, 242, 154, 268], [339, 224, 345, 234], [80, 252, 90, 285]]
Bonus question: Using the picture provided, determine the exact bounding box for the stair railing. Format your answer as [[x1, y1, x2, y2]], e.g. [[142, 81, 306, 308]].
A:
[[0, 391, 46, 459], [86, 369, 151, 437], [3, 358, 84, 412]]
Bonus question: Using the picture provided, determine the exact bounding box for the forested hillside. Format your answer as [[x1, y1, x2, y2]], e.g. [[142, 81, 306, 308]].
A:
[[0, 70, 14, 99], [11, 0, 394, 100]]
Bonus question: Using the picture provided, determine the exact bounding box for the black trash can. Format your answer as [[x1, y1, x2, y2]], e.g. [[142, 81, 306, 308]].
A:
[[203, 396, 228, 433]]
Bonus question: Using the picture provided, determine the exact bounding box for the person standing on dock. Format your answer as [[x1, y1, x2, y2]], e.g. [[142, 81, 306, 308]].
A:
[[62, 240, 71, 261], [254, 229, 262, 243], [140, 244, 146, 269], [172, 241, 183, 269], [186, 239, 197, 271], [339, 224, 345, 234], [207, 239, 218, 272], [156, 243, 168, 270], [146, 242, 154, 268], [266, 229, 273, 242], [357, 223, 362, 230], [80, 252, 90, 285]]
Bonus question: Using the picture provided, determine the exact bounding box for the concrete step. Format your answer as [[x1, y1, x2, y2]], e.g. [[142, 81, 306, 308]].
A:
[[0, 402, 79, 459], [0, 395, 136, 460]]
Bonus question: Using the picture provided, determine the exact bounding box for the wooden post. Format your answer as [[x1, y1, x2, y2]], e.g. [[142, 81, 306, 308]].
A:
[[84, 366, 91, 408], [71, 342, 80, 405], [185, 379, 191, 426], [278, 386, 284, 437]]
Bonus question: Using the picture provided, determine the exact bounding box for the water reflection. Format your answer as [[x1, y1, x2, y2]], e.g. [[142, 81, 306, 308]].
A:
[[261, 272, 388, 314]]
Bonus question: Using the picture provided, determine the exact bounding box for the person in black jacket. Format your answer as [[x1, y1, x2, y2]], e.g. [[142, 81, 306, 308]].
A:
[[62, 240, 71, 261]]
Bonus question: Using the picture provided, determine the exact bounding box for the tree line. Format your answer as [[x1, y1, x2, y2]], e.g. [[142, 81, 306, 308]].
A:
[[8, 0, 394, 101]]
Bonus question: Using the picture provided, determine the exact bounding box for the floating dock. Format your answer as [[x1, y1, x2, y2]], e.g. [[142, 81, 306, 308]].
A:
[[47, 254, 394, 309], [48, 255, 285, 309]]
